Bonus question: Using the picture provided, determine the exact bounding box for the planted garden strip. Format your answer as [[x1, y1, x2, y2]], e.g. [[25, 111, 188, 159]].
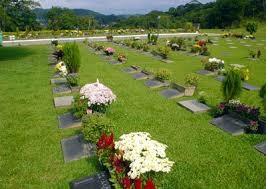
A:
[[177, 100, 210, 113], [58, 112, 82, 129], [70, 171, 111, 189], [54, 96, 74, 108], [255, 142, 266, 155], [61, 134, 95, 163], [210, 114, 247, 136], [145, 79, 169, 89]]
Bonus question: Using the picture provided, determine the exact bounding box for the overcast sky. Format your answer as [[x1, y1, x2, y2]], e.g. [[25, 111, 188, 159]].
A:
[[38, 0, 213, 15]]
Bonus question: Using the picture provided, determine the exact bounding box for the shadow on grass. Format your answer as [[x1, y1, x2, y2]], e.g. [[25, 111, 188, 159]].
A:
[[0, 46, 34, 61]]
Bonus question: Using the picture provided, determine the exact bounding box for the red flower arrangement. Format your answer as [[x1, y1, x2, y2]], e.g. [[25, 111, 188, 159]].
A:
[[197, 40, 206, 47], [97, 133, 114, 149]]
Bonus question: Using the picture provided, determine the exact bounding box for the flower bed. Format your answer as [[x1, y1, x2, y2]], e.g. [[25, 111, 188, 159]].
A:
[[97, 132, 174, 189], [215, 100, 262, 133]]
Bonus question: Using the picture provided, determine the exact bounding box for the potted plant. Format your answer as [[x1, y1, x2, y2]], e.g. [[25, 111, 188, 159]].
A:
[[106, 35, 113, 42], [184, 73, 199, 96]]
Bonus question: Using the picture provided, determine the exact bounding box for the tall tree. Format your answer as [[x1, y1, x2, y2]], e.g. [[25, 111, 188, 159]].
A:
[[0, 0, 40, 31]]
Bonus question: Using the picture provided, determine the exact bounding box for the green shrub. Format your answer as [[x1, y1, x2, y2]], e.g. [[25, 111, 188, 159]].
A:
[[198, 91, 208, 104], [185, 74, 199, 87], [82, 114, 113, 143], [66, 74, 79, 87], [142, 43, 150, 52], [249, 50, 257, 58], [63, 42, 81, 73], [157, 46, 170, 59], [257, 50, 261, 58], [246, 22, 258, 35], [155, 69, 171, 81], [148, 33, 158, 45], [222, 69, 242, 102], [72, 95, 88, 119]]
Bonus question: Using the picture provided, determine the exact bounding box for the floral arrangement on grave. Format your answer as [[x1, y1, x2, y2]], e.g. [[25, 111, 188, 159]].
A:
[[204, 58, 225, 72], [118, 54, 127, 62], [147, 33, 158, 45], [96, 45, 105, 51], [168, 37, 186, 51], [191, 44, 201, 54], [79, 79, 116, 114], [230, 64, 250, 81], [155, 68, 171, 82], [97, 132, 174, 189], [55, 61, 68, 76], [52, 44, 64, 61], [105, 47, 115, 56], [216, 100, 260, 133], [184, 73, 199, 96], [106, 35, 113, 42], [156, 46, 170, 59]]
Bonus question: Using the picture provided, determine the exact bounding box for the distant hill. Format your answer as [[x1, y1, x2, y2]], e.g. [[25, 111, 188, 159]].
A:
[[34, 8, 129, 25]]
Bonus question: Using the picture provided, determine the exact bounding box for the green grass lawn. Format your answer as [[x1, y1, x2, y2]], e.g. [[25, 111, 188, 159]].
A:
[[0, 28, 265, 188]]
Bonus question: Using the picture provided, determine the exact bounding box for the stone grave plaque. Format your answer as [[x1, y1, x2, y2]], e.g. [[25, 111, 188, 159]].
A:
[[257, 43, 263, 46], [109, 60, 121, 65], [132, 72, 150, 80], [51, 78, 67, 85], [229, 46, 237, 49], [58, 112, 82, 129], [178, 100, 210, 113], [215, 75, 225, 82], [145, 79, 169, 89], [210, 114, 247, 136], [242, 82, 260, 91], [61, 134, 95, 162], [244, 44, 252, 47], [196, 70, 217, 76], [122, 67, 139, 73], [53, 84, 71, 95], [255, 142, 266, 155], [52, 72, 62, 78], [212, 44, 218, 46], [70, 171, 111, 189], [54, 96, 74, 107], [160, 88, 184, 99], [227, 43, 234, 45]]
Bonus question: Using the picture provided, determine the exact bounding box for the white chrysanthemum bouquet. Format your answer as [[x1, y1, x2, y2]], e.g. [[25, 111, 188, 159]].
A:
[[97, 132, 174, 188]]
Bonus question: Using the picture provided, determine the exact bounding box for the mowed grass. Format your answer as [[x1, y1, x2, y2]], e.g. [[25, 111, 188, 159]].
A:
[[0, 26, 266, 189]]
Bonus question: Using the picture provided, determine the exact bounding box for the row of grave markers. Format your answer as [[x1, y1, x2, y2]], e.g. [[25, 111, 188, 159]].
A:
[[48, 49, 112, 189], [89, 42, 266, 155]]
